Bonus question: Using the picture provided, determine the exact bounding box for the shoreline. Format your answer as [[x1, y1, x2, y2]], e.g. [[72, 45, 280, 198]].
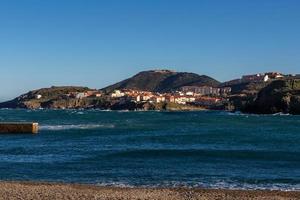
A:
[[0, 181, 299, 200], [0, 107, 297, 115]]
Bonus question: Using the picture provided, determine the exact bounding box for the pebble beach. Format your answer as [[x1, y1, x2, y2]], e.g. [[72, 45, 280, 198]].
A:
[[0, 182, 299, 200]]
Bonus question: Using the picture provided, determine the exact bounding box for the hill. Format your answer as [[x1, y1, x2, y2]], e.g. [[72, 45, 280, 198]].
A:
[[0, 86, 92, 109], [101, 70, 220, 93]]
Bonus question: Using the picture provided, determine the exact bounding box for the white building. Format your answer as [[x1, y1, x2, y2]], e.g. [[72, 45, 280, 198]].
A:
[[135, 95, 141, 102], [263, 75, 269, 82], [150, 96, 166, 103], [186, 91, 194, 96], [175, 96, 196, 104], [76, 93, 87, 99], [111, 90, 125, 98]]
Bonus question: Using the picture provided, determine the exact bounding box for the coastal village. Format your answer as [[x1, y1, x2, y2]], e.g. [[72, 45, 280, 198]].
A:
[[31, 71, 294, 109], [1, 70, 299, 111]]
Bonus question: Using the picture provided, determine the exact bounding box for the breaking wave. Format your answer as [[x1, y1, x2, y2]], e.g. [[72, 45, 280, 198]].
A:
[[40, 124, 115, 131], [93, 181, 300, 191]]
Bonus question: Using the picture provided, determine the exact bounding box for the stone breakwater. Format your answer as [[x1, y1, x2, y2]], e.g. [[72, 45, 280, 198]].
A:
[[0, 122, 38, 134]]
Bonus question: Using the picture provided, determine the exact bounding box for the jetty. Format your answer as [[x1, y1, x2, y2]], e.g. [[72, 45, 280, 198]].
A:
[[0, 122, 38, 134]]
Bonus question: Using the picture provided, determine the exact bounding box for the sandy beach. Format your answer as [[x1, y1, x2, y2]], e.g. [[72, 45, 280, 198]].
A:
[[0, 182, 298, 200]]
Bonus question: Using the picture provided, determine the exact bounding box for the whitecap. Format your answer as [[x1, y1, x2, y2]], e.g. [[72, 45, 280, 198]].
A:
[[40, 124, 115, 131]]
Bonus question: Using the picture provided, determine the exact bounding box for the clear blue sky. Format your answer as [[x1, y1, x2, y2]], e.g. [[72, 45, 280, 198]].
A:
[[1, 0, 300, 101]]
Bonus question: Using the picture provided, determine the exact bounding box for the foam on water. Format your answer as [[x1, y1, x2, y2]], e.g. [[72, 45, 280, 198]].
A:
[[40, 124, 115, 130], [93, 181, 300, 191]]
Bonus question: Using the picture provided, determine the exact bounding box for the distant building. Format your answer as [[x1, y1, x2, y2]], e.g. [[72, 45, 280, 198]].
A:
[[76, 93, 87, 99], [130, 95, 141, 102], [35, 94, 42, 99], [242, 74, 261, 82], [265, 72, 284, 79], [178, 91, 185, 96], [241, 72, 285, 83], [174, 96, 196, 104], [241, 74, 269, 83], [152, 69, 176, 73], [151, 96, 166, 103], [84, 90, 102, 98], [264, 75, 269, 82], [141, 95, 152, 101], [220, 87, 232, 95], [181, 86, 195, 93], [180, 86, 221, 96], [136, 95, 141, 102], [111, 90, 125, 98], [186, 91, 194, 96]]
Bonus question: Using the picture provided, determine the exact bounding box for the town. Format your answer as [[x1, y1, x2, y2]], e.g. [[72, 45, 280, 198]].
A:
[[31, 71, 294, 110]]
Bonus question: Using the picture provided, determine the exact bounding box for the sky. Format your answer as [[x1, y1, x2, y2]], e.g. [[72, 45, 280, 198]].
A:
[[0, 0, 300, 101]]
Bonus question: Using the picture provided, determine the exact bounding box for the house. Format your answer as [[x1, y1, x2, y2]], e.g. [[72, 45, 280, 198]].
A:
[[89, 93, 102, 98], [35, 94, 42, 99], [186, 91, 194, 96], [85, 90, 102, 98], [111, 90, 125, 98], [130, 95, 141, 102], [136, 95, 141, 102], [242, 74, 269, 83], [151, 96, 166, 103], [165, 95, 175, 103], [264, 75, 269, 82], [181, 86, 196, 93], [265, 72, 284, 79], [141, 95, 152, 101], [178, 91, 185, 96], [174, 96, 196, 104], [220, 87, 232, 95], [76, 93, 87, 99], [181, 86, 221, 96], [86, 91, 96, 96], [197, 86, 220, 95], [75, 92, 87, 99]]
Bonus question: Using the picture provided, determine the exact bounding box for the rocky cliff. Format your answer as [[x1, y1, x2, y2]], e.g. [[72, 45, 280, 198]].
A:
[[242, 79, 300, 114]]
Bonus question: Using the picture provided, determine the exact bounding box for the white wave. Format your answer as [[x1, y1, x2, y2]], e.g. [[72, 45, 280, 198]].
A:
[[96, 182, 135, 188], [272, 112, 290, 116], [40, 124, 115, 131], [76, 111, 84, 115], [92, 180, 300, 191]]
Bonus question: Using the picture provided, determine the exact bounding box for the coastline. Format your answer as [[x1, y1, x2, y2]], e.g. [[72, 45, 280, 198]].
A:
[[0, 181, 299, 200]]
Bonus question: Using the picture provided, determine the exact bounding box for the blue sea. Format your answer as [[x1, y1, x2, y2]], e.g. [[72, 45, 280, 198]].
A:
[[0, 109, 299, 191]]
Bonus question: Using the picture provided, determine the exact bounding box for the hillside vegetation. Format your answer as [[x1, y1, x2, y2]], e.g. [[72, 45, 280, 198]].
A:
[[0, 86, 92, 109], [102, 70, 220, 93]]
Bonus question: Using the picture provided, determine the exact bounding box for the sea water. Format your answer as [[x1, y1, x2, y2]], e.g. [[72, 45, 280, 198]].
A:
[[0, 109, 299, 191]]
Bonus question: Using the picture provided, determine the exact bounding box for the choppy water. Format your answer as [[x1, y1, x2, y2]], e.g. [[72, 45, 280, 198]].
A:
[[0, 109, 299, 191]]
